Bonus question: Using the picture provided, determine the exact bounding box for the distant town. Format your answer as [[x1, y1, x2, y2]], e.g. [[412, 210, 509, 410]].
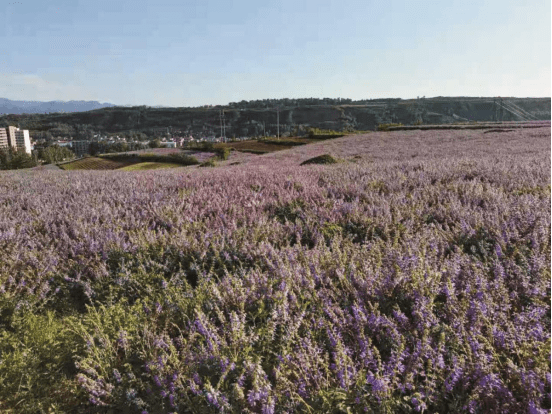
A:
[[33, 131, 247, 157], [0, 96, 549, 168], [2, 125, 247, 158]]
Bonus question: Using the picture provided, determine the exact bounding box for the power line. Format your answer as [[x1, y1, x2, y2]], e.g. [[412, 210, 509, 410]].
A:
[[498, 100, 530, 121], [219, 110, 226, 142], [504, 100, 538, 120]]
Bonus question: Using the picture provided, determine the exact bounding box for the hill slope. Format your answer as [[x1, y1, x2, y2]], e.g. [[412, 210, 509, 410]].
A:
[[0, 127, 549, 412], [0, 97, 549, 139]]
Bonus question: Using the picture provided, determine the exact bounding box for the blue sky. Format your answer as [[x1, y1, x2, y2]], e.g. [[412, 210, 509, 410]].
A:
[[1, 0, 550, 107]]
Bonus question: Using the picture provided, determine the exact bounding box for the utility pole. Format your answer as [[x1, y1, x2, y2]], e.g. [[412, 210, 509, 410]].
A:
[[276, 106, 280, 139], [219, 110, 223, 141], [222, 110, 226, 143]]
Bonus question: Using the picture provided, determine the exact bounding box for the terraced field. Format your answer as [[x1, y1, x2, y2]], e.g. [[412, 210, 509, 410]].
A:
[[119, 162, 183, 171], [58, 157, 134, 170]]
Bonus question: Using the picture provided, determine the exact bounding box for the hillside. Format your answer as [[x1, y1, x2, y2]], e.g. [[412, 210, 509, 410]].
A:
[[0, 97, 549, 139], [0, 126, 549, 412]]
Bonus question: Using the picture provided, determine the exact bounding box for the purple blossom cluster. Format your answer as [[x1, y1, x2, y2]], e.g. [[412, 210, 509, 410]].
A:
[[0, 127, 549, 412]]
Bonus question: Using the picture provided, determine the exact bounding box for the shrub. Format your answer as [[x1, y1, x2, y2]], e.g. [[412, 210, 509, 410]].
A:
[[307, 128, 347, 139], [300, 154, 339, 165], [214, 147, 231, 160], [377, 123, 404, 131], [199, 158, 216, 167], [260, 139, 307, 146], [166, 152, 200, 165]]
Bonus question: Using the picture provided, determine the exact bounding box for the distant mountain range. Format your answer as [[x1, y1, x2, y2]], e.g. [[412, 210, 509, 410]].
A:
[[0, 98, 118, 114], [1, 97, 549, 140]]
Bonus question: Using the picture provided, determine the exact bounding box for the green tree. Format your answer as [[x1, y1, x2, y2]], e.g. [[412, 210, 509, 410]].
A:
[[149, 139, 162, 149], [39, 145, 75, 164], [0, 148, 37, 170]]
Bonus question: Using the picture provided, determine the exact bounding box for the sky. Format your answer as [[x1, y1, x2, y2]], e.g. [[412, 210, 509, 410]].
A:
[[1, 0, 550, 107]]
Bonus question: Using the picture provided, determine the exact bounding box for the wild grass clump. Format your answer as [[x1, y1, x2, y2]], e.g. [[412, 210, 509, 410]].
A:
[[199, 158, 216, 167], [300, 154, 339, 165], [307, 127, 347, 139], [377, 123, 404, 131], [214, 147, 231, 160], [0, 127, 549, 413]]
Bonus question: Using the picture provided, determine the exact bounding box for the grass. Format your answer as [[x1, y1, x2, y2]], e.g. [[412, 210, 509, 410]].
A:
[[199, 158, 216, 167], [214, 140, 294, 153], [212, 134, 351, 155], [60, 157, 190, 171], [118, 162, 183, 171]]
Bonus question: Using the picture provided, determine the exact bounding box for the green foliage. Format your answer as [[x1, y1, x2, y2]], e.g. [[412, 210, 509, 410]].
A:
[[119, 162, 182, 171], [300, 154, 339, 166], [272, 198, 308, 223], [377, 123, 404, 131], [321, 223, 343, 244], [39, 144, 75, 164], [187, 141, 215, 151], [260, 138, 309, 146], [0, 311, 82, 412], [200, 158, 217, 167], [215, 147, 231, 160], [452, 226, 498, 262], [0, 147, 38, 170], [511, 185, 551, 197], [307, 128, 347, 139], [149, 139, 162, 149]]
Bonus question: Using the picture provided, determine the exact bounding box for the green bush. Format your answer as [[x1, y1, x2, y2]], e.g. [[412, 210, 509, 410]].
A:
[[215, 147, 231, 160], [307, 128, 347, 139], [377, 123, 404, 131], [0, 148, 38, 170], [199, 158, 216, 167], [261, 139, 307, 146]]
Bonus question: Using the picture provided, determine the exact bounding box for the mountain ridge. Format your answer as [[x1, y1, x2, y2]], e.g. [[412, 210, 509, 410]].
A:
[[0, 97, 549, 139], [0, 98, 117, 114]]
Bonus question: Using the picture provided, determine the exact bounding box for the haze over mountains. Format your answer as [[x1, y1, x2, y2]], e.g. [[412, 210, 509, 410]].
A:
[[0, 98, 118, 114]]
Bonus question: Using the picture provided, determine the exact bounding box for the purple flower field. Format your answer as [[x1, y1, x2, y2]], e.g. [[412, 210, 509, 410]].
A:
[[0, 127, 550, 413]]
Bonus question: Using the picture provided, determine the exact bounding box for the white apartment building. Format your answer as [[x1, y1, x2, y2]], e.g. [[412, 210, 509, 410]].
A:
[[0, 128, 8, 149], [14, 128, 31, 154], [1, 126, 31, 154]]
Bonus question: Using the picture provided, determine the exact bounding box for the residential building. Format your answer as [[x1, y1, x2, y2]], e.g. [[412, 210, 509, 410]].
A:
[[0, 128, 8, 149], [14, 129, 31, 154], [55, 140, 72, 147], [6, 126, 17, 148], [71, 141, 90, 156], [1, 126, 31, 154]]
